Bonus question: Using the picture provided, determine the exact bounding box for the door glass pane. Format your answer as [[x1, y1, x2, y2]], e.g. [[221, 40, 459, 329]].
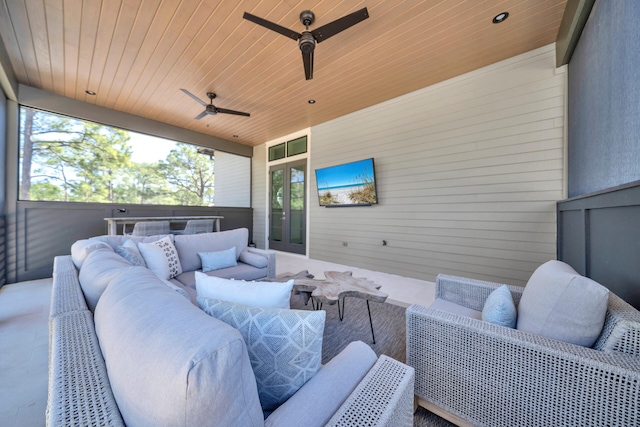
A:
[[270, 169, 283, 242], [289, 165, 305, 245]]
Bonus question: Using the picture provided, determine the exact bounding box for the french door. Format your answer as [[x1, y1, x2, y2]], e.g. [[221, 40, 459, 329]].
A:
[[269, 160, 306, 254]]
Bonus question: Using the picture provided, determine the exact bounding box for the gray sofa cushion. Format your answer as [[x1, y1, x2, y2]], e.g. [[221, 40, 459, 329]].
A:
[[94, 268, 263, 427], [175, 263, 268, 288], [78, 247, 138, 311], [71, 234, 170, 268], [70, 240, 112, 269], [517, 260, 610, 347], [174, 228, 249, 272]]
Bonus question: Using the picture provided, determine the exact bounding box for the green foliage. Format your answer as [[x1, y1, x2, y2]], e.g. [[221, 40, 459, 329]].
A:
[[159, 145, 215, 206], [19, 107, 216, 206]]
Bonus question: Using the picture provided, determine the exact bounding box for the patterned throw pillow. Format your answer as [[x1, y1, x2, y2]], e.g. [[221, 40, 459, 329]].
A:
[[115, 239, 147, 267], [138, 235, 183, 280], [197, 297, 325, 411]]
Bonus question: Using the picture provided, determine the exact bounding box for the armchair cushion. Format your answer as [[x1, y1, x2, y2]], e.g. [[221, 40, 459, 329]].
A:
[[430, 298, 482, 320], [482, 285, 517, 328], [516, 260, 609, 347]]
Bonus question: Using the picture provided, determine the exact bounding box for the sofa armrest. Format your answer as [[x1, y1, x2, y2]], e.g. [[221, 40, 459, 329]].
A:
[[266, 341, 377, 427], [247, 247, 276, 278], [325, 355, 415, 427], [48, 310, 125, 427], [406, 303, 640, 427], [436, 274, 524, 311], [51, 256, 88, 317]]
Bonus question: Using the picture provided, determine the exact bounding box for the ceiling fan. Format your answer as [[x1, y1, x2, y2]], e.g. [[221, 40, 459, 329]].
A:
[[243, 7, 369, 80], [180, 89, 250, 119]]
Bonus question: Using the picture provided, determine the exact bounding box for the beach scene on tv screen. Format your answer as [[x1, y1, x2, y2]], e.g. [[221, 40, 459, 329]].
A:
[[316, 159, 377, 206]]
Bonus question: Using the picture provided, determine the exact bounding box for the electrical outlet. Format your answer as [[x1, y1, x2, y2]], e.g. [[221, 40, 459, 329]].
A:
[[342, 242, 348, 247]]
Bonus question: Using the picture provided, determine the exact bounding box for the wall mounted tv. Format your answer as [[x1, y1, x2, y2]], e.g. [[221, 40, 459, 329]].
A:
[[315, 158, 378, 207]]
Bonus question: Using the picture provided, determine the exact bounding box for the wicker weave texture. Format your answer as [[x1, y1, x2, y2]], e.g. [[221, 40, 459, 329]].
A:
[[407, 275, 640, 427], [47, 310, 125, 427], [50, 270, 87, 317], [248, 247, 277, 278], [325, 355, 415, 427], [52, 255, 76, 274]]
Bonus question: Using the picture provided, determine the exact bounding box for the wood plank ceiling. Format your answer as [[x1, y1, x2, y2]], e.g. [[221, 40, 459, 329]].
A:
[[0, 0, 567, 147]]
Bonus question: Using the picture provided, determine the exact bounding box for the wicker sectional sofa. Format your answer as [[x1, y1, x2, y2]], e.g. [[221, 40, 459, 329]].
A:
[[47, 229, 415, 427]]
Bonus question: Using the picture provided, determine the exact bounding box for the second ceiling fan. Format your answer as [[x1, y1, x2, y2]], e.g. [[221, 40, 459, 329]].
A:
[[243, 7, 369, 80]]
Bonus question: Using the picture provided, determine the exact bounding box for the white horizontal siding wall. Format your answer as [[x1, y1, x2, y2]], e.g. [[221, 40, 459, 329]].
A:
[[309, 45, 565, 285], [251, 144, 267, 248], [213, 151, 250, 207]]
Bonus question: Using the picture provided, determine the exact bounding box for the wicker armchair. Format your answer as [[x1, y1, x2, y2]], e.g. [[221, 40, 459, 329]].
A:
[[406, 274, 640, 427]]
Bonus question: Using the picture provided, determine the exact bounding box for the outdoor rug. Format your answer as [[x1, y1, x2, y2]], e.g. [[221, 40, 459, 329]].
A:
[[289, 290, 406, 364], [284, 275, 454, 427]]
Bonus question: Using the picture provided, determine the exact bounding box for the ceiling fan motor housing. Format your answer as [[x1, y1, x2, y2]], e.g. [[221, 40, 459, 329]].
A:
[[299, 32, 316, 53]]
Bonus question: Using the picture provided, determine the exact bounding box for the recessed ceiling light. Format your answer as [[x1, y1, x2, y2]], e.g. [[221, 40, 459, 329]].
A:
[[308, 99, 316, 104], [85, 90, 96, 95], [492, 12, 509, 24]]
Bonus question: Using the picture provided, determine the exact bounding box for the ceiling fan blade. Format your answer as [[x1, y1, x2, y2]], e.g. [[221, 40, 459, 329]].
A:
[[181, 88, 208, 107], [243, 12, 301, 41], [302, 50, 314, 80], [311, 7, 369, 43], [193, 111, 208, 120], [215, 108, 250, 117]]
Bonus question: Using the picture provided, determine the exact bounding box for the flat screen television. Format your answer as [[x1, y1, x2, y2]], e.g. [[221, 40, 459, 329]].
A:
[[315, 158, 378, 207]]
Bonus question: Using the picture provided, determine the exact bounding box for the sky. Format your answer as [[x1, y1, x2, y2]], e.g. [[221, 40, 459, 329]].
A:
[[315, 158, 375, 189], [128, 131, 180, 163]]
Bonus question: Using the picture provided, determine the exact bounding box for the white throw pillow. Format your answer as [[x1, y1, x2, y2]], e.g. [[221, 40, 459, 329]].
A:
[[195, 272, 293, 309], [197, 297, 325, 411], [138, 235, 183, 280], [198, 248, 237, 272]]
